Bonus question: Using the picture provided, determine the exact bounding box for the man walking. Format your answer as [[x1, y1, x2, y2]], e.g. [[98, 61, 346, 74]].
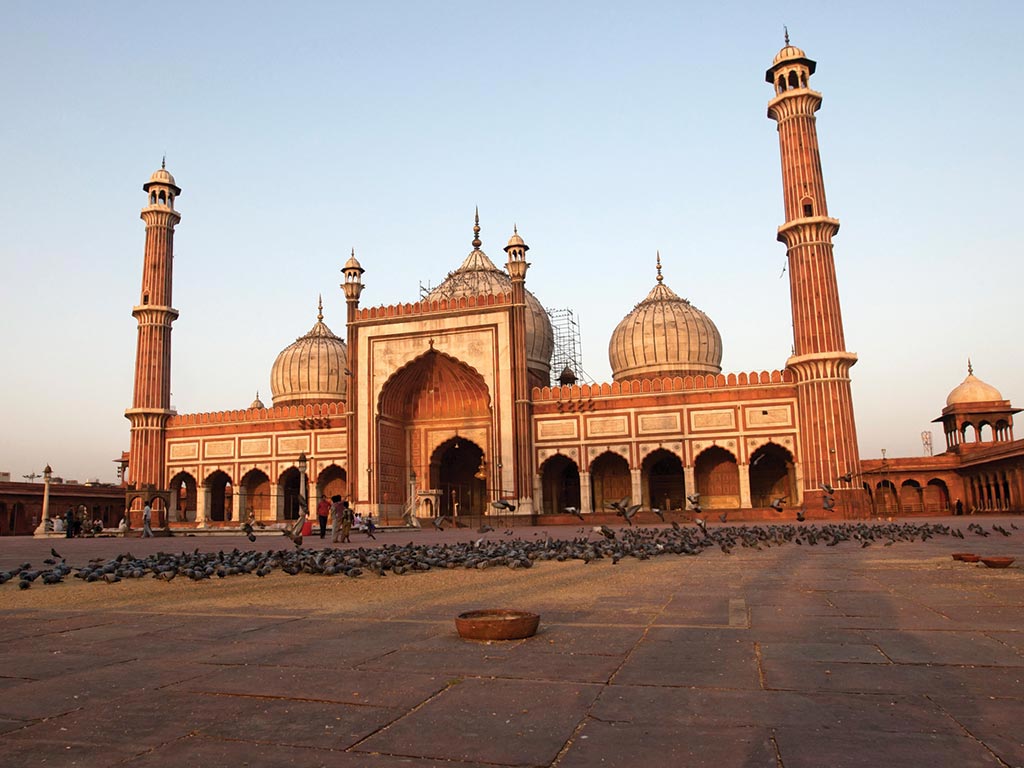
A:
[[142, 502, 154, 538], [316, 494, 330, 539], [330, 495, 344, 543]]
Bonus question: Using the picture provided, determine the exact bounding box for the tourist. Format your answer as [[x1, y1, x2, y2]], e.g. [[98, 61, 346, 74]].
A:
[[316, 494, 330, 539], [64, 506, 74, 538], [365, 512, 376, 540], [341, 501, 354, 543], [330, 495, 344, 543], [954, 498, 964, 516], [142, 502, 154, 537]]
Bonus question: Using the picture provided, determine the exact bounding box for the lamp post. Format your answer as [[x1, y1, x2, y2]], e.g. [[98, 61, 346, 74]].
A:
[[34, 465, 53, 536]]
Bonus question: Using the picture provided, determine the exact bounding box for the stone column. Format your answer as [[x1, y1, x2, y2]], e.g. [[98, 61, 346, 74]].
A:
[[195, 485, 208, 526], [579, 471, 592, 513], [738, 463, 752, 509], [683, 466, 696, 499], [630, 469, 642, 508], [34, 465, 53, 536]]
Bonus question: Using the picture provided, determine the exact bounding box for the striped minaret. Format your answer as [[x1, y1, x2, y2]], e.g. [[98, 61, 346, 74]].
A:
[[766, 37, 863, 515], [125, 161, 181, 500]]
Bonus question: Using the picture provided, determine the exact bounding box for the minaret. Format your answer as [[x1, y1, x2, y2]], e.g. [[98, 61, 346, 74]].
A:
[[504, 223, 533, 513], [125, 161, 181, 515], [766, 37, 863, 514], [342, 248, 365, 505]]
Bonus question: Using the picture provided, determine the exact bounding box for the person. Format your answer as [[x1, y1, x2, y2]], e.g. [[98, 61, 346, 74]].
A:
[[117, 515, 129, 535], [954, 498, 964, 516], [142, 502, 154, 537], [65, 506, 74, 539], [52, 516, 64, 534], [285, 495, 308, 546], [354, 511, 364, 532], [330, 495, 344, 543], [341, 501, 354, 543], [316, 494, 330, 539], [364, 512, 376, 540]]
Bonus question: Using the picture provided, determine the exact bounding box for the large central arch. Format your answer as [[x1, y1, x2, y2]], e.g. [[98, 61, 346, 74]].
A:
[[377, 349, 492, 511], [431, 437, 486, 517]]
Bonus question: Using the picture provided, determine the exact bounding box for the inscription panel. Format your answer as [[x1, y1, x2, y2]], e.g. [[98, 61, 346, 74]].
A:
[[317, 434, 347, 452], [204, 440, 234, 459], [746, 405, 793, 427], [690, 409, 736, 431], [278, 436, 310, 455], [638, 413, 680, 434], [240, 438, 271, 457], [537, 419, 579, 440], [168, 442, 199, 461], [587, 415, 629, 438]]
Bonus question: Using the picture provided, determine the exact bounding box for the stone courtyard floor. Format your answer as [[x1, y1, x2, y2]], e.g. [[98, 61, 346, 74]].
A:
[[0, 517, 1021, 767]]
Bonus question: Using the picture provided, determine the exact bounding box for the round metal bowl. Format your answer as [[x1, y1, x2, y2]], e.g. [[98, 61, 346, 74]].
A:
[[981, 557, 1015, 569], [958, 554, 981, 563], [951, 553, 975, 561], [455, 609, 540, 641]]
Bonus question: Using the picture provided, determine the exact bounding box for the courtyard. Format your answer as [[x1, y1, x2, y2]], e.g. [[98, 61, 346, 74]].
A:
[[0, 518, 1021, 767]]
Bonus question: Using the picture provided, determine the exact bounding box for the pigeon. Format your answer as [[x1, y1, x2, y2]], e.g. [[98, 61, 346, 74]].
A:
[[718, 511, 729, 523], [564, 507, 585, 521], [432, 516, 447, 531], [823, 495, 836, 511], [652, 507, 665, 522], [491, 499, 516, 511], [836, 472, 854, 483], [796, 507, 806, 522], [820, 482, 835, 494], [686, 493, 701, 506], [596, 525, 616, 540], [607, 496, 629, 514], [477, 524, 495, 534], [622, 504, 641, 525], [50, 547, 62, 560], [770, 496, 787, 512]]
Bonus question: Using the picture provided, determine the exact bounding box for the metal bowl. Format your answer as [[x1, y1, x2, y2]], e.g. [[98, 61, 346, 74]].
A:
[[981, 557, 1015, 569], [951, 553, 975, 561], [455, 609, 540, 640]]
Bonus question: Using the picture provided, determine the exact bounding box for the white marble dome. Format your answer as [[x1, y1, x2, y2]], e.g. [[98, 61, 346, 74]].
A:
[[270, 303, 348, 407], [946, 366, 1004, 406], [609, 259, 722, 381]]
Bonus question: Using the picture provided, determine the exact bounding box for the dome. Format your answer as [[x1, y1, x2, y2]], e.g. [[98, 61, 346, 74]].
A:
[[143, 161, 180, 193], [608, 258, 722, 381], [249, 392, 266, 409], [344, 251, 363, 272], [773, 44, 807, 65], [270, 302, 348, 407], [946, 364, 1004, 406], [426, 217, 553, 382]]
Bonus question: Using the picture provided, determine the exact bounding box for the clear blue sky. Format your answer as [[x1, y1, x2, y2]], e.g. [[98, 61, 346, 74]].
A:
[[2, 1, 1021, 482]]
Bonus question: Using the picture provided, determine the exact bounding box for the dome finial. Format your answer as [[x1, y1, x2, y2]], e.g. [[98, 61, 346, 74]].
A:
[[317, 294, 324, 322], [513, 222, 518, 235], [656, 251, 663, 283], [967, 357, 973, 376], [161, 154, 166, 170], [784, 25, 790, 46], [472, 207, 482, 249]]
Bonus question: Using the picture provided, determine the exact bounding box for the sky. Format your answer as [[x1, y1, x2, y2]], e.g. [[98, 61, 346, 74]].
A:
[[1, 1, 1022, 483]]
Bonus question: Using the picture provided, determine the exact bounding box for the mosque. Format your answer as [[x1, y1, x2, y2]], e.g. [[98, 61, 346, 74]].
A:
[[121, 40, 1023, 530]]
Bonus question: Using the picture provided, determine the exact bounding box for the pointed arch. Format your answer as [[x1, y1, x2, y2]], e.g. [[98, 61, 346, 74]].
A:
[[203, 469, 233, 522], [748, 442, 795, 508], [590, 451, 631, 513], [430, 436, 485, 517], [239, 468, 272, 522], [169, 471, 197, 522], [539, 453, 581, 515], [694, 446, 739, 508], [641, 448, 685, 512]]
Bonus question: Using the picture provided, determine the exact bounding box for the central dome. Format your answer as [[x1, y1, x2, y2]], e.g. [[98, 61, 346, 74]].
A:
[[426, 214, 553, 384], [609, 257, 722, 381], [270, 300, 348, 407]]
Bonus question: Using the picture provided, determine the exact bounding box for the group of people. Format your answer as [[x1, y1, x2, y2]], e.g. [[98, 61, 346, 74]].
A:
[[56, 505, 103, 538], [287, 494, 374, 546]]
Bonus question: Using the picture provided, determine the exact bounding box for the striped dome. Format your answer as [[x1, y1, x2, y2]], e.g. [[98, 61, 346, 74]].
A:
[[270, 305, 348, 407]]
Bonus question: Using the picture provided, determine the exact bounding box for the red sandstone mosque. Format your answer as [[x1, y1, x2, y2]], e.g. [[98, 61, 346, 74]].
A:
[[119, 40, 1023, 530]]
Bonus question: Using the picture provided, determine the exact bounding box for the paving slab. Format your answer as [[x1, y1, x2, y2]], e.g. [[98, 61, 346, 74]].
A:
[[357, 677, 601, 765]]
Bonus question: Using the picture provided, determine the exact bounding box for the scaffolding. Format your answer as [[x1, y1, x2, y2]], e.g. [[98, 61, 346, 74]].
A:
[[547, 307, 593, 386]]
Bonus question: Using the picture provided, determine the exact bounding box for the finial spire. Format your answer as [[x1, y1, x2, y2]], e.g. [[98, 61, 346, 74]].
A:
[[513, 223, 518, 234], [967, 358, 973, 376], [472, 207, 482, 249], [161, 155, 166, 170], [784, 25, 790, 46], [656, 251, 663, 283], [317, 294, 323, 322]]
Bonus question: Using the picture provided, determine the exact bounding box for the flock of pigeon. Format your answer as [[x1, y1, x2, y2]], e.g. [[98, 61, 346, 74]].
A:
[[0, 515, 1014, 590]]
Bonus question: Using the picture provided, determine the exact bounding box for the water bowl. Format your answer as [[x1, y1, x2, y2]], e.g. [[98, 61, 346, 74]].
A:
[[981, 557, 1015, 569], [455, 609, 540, 641]]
